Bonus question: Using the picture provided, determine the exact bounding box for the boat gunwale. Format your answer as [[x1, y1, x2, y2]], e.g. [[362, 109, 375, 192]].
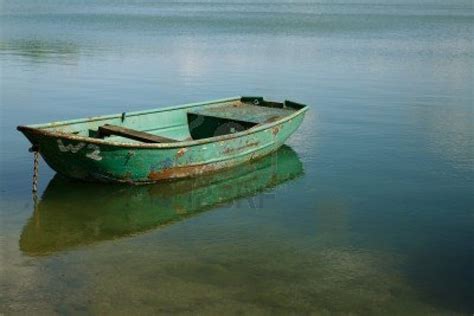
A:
[[17, 97, 308, 149], [24, 96, 241, 129]]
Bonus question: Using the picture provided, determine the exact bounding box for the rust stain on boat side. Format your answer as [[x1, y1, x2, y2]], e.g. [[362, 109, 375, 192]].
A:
[[223, 141, 259, 155], [148, 164, 220, 181], [176, 148, 187, 159], [272, 126, 280, 136]]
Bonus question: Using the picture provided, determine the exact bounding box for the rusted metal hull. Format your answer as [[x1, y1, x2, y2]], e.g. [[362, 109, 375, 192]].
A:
[[17, 97, 307, 184]]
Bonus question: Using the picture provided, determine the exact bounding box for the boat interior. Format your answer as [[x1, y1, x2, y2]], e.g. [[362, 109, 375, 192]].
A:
[[30, 97, 305, 144]]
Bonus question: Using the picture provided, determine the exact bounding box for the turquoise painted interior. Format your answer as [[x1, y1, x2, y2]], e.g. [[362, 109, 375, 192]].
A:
[[26, 97, 304, 143]]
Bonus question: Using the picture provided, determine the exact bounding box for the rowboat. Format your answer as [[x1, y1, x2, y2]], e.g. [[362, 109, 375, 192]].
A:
[[20, 145, 303, 255], [17, 96, 308, 184]]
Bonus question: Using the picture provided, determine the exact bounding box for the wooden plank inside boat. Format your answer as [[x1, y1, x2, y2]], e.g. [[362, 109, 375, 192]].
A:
[[97, 124, 178, 143]]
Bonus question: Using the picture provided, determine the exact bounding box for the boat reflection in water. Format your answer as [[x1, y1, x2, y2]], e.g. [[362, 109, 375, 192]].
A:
[[20, 145, 303, 256]]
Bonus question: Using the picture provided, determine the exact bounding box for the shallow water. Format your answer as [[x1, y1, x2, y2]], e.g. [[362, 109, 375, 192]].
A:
[[1, 0, 473, 314]]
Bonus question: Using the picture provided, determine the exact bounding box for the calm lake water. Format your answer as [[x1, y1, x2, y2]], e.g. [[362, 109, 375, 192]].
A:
[[1, 0, 473, 314]]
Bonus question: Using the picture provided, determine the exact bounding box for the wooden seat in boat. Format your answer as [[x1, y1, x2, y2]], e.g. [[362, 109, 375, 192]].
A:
[[97, 124, 179, 143]]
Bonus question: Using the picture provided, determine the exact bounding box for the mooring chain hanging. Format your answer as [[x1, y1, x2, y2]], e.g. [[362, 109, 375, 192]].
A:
[[30, 145, 40, 193]]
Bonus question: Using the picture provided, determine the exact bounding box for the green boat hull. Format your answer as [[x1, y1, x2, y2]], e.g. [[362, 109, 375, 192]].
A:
[[18, 97, 307, 183]]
